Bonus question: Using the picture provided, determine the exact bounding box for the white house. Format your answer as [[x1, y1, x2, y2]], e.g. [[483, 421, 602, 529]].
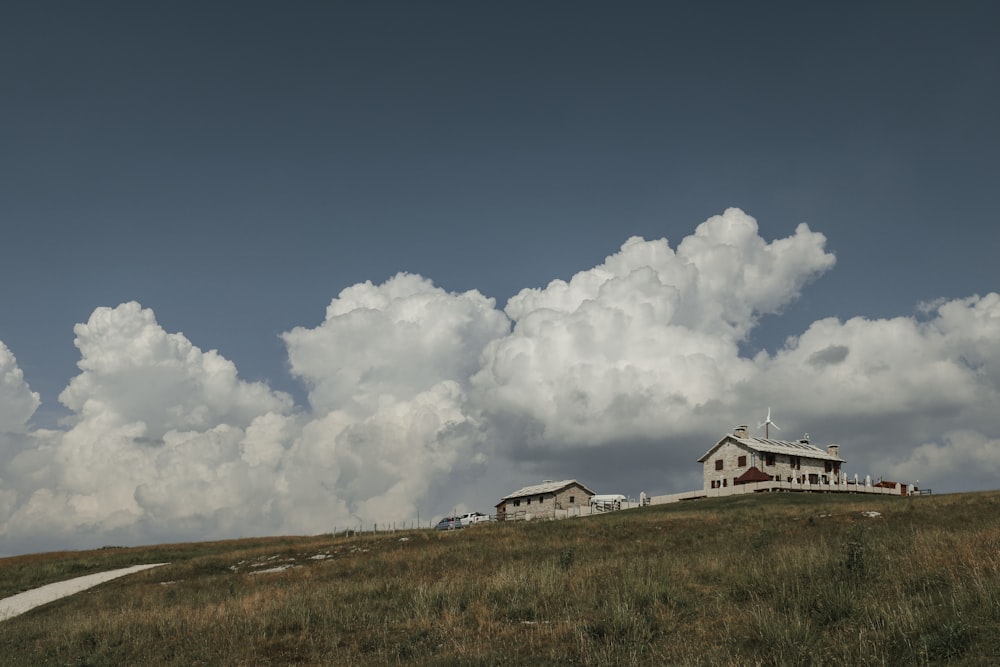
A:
[[697, 425, 844, 491]]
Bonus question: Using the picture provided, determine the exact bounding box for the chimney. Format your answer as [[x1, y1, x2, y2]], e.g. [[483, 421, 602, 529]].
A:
[[734, 425, 748, 439], [827, 445, 839, 458]]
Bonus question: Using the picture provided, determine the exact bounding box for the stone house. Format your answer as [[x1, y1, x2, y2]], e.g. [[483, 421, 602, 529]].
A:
[[495, 479, 595, 521], [697, 425, 844, 491]]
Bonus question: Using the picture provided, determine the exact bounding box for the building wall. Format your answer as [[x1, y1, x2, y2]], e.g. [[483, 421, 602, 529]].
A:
[[553, 485, 589, 511], [702, 439, 841, 491]]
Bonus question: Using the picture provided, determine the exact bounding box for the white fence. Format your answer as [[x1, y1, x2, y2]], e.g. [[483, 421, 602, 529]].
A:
[[499, 480, 906, 523], [501, 501, 644, 522], [329, 480, 910, 533], [648, 479, 903, 505]]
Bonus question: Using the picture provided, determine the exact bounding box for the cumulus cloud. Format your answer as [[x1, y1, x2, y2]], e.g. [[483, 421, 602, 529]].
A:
[[0, 343, 42, 535], [0, 281, 509, 552], [278, 273, 509, 526], [879, 430, 1000, 491], [1, 303, 298, 548], [742, 292, 1000, 482], [282, 273, 510, 415], [0, 209, 997, 555], [473, 208, 836, 446], [0, 342, 40, 434], [59, 302, 294, 438]]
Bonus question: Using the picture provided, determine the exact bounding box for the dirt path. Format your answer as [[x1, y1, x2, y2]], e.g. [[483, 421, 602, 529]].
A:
[[0, 563, 168, 621]]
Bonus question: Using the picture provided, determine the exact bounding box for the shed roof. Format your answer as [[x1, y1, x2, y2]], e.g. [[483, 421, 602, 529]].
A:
[[499, 479, 596, 501], [698, 435, 843, 463], [734, 466, 772, 484]]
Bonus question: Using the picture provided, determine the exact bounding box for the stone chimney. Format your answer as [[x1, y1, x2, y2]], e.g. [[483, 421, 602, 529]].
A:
[[734, 425, 748, 439], [827, 445, 839, 458]]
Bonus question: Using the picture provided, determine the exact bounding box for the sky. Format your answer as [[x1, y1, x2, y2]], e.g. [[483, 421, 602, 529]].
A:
[[1, 1, 998, 555]]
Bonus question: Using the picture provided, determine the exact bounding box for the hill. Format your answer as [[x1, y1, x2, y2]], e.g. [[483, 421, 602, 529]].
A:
[[2, 491, 999, 665]]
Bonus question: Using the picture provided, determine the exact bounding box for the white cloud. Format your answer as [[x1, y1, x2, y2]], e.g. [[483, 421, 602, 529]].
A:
[[0, 342, 40, 433], [0, 210, 997, 555], [282, 273, 510, 416], [1, 280, 508, 551], [879, 430, 1000, 492], [59, 302, 294, 438], [473, 208, 836, 446], [0, 303, 300, 548], [0, 343, 42, 540], [679, 291, 1000, 500], [278, 273, 508, 527]]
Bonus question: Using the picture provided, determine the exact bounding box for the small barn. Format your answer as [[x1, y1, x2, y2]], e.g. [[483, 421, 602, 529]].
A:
[[698, 425, 844, 491], [495, 479, 595, 521]]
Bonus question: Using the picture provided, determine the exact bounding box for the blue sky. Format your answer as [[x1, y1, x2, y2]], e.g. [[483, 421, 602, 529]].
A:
[[1, 2, 998, 554]]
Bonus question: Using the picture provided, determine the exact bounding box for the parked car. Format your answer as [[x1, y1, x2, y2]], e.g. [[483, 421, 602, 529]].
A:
[[434, 516, 462, 531], [458, 511, 492, 527]]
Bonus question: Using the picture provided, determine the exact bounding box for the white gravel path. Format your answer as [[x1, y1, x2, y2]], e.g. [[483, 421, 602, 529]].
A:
[[0, 563, 168, 621]]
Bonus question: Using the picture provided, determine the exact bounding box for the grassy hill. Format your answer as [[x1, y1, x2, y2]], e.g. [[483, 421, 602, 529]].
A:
[[2, 491, 999, 665]]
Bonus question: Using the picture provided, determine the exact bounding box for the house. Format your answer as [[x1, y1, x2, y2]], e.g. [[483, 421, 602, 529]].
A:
[[697, 425, 844, 491], [495, 479, 595, 521]]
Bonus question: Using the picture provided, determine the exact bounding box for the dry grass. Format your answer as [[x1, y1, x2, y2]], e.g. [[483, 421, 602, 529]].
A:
[[3, 491, 1000, 665]]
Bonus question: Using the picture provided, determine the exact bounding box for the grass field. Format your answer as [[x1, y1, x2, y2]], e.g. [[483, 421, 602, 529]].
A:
[[2, 490, 1000, 665]]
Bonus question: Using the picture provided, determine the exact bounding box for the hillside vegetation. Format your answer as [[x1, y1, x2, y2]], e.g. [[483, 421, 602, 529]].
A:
[[2, 491, 1000, 665]]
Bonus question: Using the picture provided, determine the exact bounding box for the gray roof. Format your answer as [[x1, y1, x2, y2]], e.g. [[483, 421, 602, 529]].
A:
[[499, 479, 596, 501], [698, 435, 843, 463]]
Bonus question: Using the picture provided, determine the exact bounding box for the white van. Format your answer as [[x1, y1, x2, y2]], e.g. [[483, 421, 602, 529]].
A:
[[458, 512, 492, 526]]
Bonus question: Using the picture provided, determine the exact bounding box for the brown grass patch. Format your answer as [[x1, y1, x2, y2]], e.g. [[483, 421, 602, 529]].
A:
[[4, 492, 1000, 664]]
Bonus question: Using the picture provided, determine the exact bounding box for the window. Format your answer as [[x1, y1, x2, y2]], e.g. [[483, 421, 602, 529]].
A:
[[765, 453, 775, 466], [824, 461, 832, 473], [513, 499, 520, 507], [569, 496, 575, 504], [715, 459, 724, 470], [738, 455, 747, 467], [526, 497, 531, 505], [539, 495, 544, 502], [722, 478, 728, 487]]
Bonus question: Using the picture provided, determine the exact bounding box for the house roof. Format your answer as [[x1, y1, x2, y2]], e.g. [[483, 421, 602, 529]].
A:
[[698, 435, 844, 463], [498, 479, 596, 502]]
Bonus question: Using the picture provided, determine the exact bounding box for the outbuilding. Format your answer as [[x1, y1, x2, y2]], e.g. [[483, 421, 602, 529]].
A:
[[495, 479, 595, 521]]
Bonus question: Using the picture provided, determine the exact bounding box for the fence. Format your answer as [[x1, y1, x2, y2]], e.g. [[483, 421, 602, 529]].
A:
[[327, 479, 917, 535], [500, 500, 644, 523], [648, 479, 905, 505]]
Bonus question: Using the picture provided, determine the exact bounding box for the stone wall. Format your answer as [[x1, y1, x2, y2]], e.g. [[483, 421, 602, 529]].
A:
[[498, 483, 592, 520]]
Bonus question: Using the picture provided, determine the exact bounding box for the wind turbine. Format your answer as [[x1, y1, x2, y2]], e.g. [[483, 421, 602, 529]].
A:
[[758, 408, 781, 439]]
